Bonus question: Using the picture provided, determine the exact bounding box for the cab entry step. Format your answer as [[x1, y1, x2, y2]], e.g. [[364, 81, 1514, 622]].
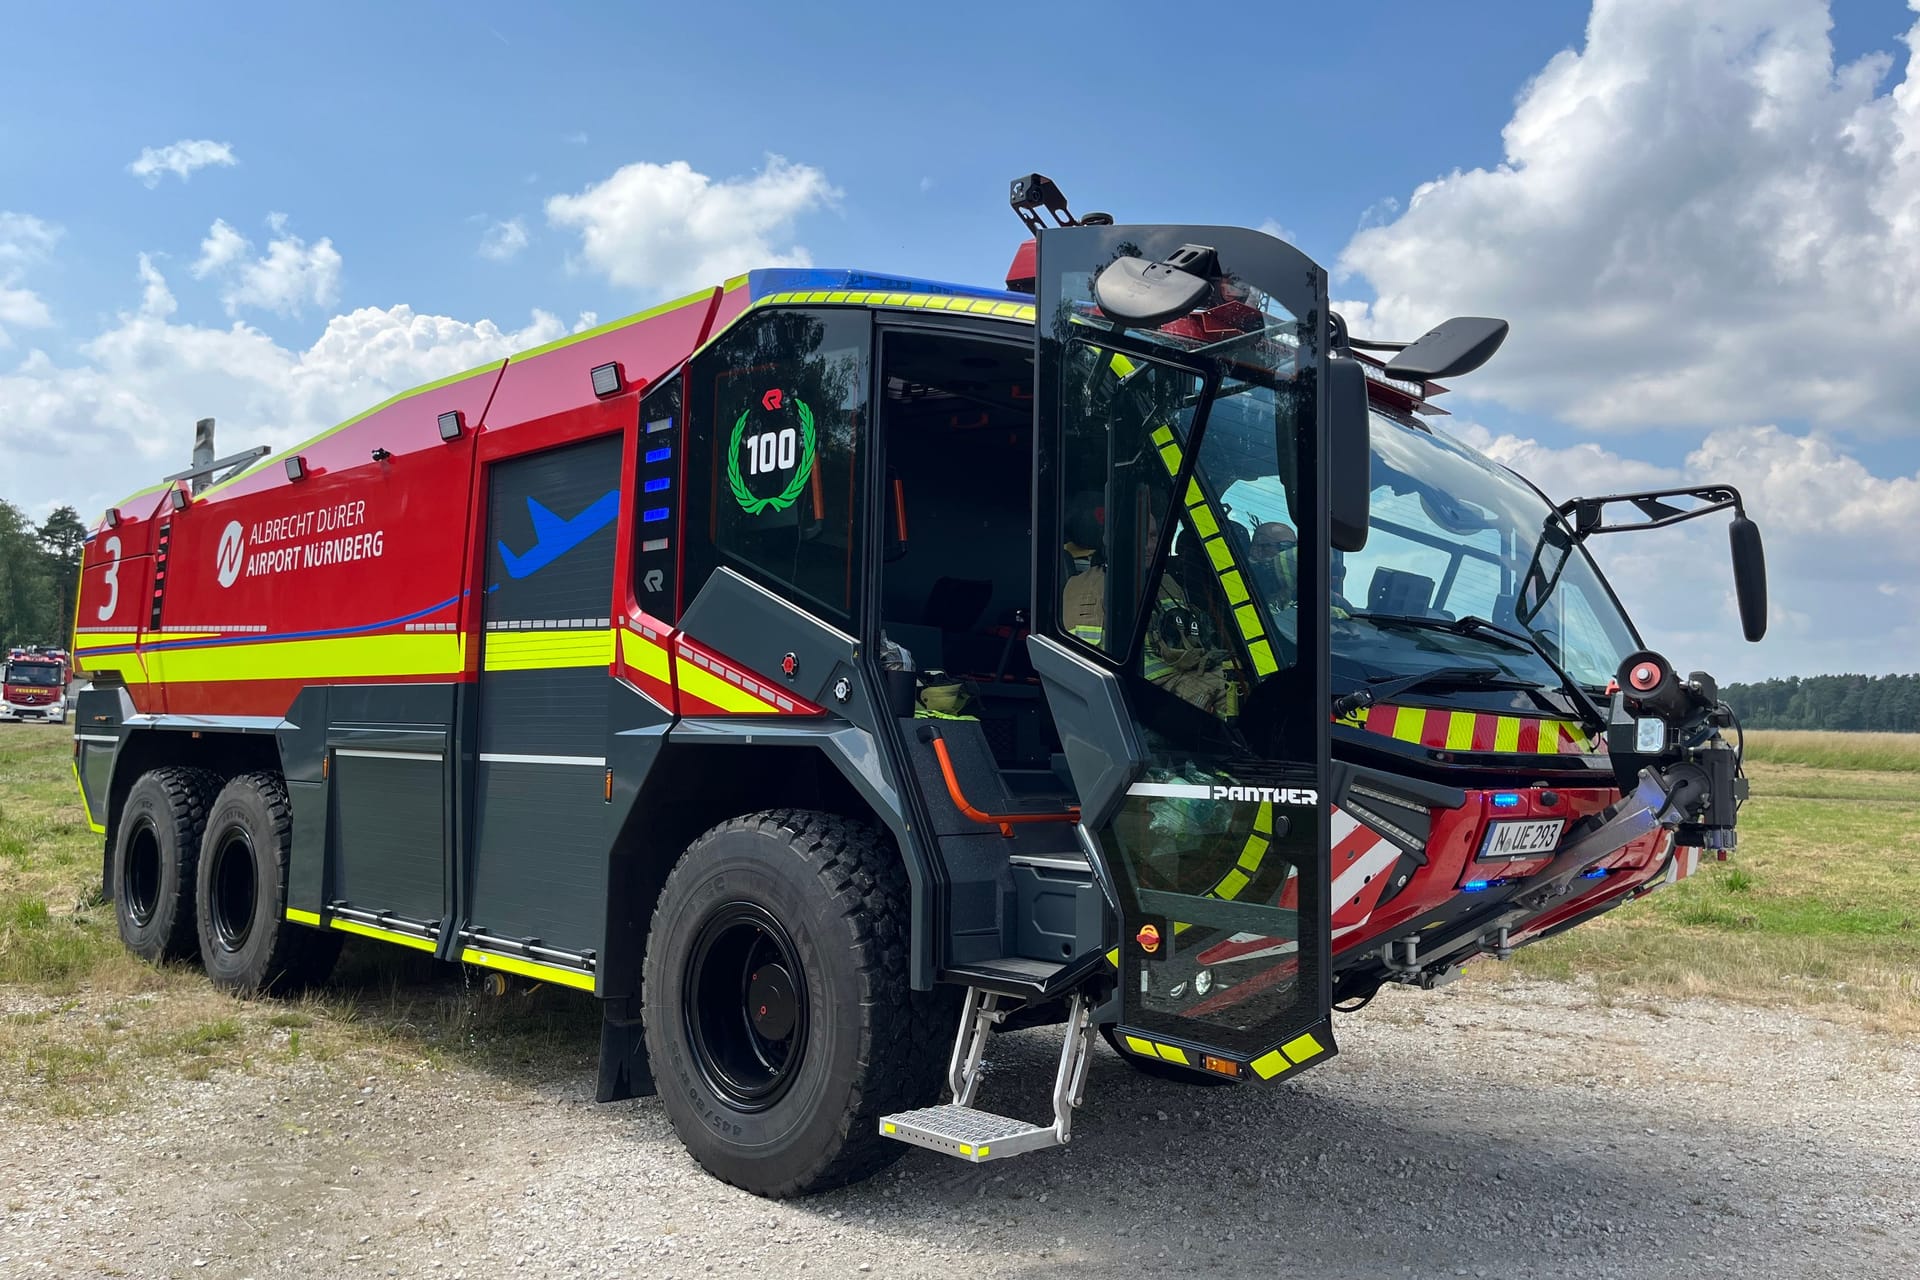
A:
[[881, 1104, 1056, 1162]]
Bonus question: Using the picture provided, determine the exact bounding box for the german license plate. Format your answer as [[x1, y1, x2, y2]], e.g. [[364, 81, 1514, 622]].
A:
[[1480, 819, 1564, 859]]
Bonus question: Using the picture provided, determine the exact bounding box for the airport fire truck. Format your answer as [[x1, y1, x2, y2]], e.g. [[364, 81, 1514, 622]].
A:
[[72, 177, 1764, 1196]]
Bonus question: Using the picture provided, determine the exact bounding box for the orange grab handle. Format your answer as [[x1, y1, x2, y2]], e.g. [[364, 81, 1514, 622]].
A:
[[928, 736, 1080, 838]]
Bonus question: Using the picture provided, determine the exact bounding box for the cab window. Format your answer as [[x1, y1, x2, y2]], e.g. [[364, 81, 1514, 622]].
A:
[[683, 309, 870, 627]]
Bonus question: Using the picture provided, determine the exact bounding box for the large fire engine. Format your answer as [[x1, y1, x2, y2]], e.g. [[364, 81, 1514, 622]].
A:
[[71, 178, 1764, 1196]]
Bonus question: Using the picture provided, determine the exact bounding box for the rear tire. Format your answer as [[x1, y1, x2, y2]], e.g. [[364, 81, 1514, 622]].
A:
[[642, 810, 946, 1197], [113, 767, 222, 964], [194, 772, 340, 995]]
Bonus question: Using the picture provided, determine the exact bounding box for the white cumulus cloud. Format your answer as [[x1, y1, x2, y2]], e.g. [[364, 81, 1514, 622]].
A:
[[546, 154, 838, 295], [128, 139, 239, 187], [189, 216, 342, 316], [1341, 0, 1920, 434], [0, 212, 61, 346], [478, 218, 530, 262], [1448, 418, 1920, 680], [0, 255, 569, 515]]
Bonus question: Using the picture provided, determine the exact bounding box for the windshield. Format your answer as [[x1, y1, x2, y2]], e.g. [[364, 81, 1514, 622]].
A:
[[1225, 407, 1638, 690], [5, 662, 63, 687]]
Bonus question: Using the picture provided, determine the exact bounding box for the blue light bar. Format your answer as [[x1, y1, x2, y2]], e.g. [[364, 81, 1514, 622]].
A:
[[645, 446, 672, 463], [1492, 794, 1522, 809], [1583, 867, 1610, 879], [642, 507, 670, 523], [1463, 880, 1491, 892], [644, 477, 671, 493]]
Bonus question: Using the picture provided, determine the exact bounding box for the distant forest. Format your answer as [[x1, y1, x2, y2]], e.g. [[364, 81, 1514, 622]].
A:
[[1722, 674, 1920, 733]]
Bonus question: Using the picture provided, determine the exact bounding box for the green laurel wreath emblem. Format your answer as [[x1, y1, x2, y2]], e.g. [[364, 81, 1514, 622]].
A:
[[727, 396, 817, 515]]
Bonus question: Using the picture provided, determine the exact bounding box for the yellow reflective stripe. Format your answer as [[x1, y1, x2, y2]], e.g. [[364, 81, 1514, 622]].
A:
[[1106, 947, 1121, 969], [1109, 353, 1137, 377], [1216, 868, 1251, 899], [1237, 836, 1269, 872], [757, 290, 1034, 323], [1150, 425, 1174, 447], [1250, 1049, 1288, 1080], [619, 627, 673, 682], [1205, 537, 1233, 571], [71, 759, 106, 834], [676, 659, 781, 713], [1281, 1032, 1326, 1065], [1446, 710, 1477, 751], [1539, 722, 1562, 755], [460, 947, 596, 992], [71, 630, 139, 650], [1158, 443, 1183, 472], [1245, 639, 1278, 676], [1219, 569, 1249, 606], [1392, 705, 1426, 742], [1189, 504, 1219, 538], [1233, 604, 1264, 640], [285, 908, 321, 926], [483, 628, 614, 672], [149, 633, 466, 683], [1124, 1035, 1156, 1056], [1494, 715, 1522, 753], [1155, 1043, 1191, 1065], [330, 918, 436, 953], [76, 653, 148, 685]]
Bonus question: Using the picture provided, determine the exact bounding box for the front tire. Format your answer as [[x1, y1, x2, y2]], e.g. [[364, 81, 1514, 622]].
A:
[[194, 772, 341, 995], [113, 767, 222, 964], [642, 810, 945, 1197]]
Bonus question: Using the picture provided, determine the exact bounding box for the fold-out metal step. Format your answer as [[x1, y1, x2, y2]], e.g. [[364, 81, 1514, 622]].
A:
[[880, 1104, 1055, 1162], [879, 987, 1095, 1165], [943, 947, 1110, 1000]]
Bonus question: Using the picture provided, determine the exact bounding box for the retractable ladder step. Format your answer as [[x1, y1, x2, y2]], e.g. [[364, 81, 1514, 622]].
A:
[[878, 987, 1095, 1163]]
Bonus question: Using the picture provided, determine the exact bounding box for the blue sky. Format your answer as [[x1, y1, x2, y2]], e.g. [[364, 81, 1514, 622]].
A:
[[4, 0, 1920, 681]]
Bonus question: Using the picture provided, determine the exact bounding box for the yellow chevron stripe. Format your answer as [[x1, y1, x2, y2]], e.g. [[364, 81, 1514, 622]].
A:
[[482, 628, 614, 672], [71, 630, 139, 651], [676, 659, 780, 714], [71, 759, 105, 834], [619, 626, 672, 682], [73, 653, 149, 685], [1446, 710, 1477, 750], [1494, 715, 1522, 753], [1392, 705, 1426, 743]]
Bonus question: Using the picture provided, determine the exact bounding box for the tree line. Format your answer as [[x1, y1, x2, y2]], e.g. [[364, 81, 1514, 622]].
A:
[[0, 501, 87, 653], [1722, 674, 1920, 733]]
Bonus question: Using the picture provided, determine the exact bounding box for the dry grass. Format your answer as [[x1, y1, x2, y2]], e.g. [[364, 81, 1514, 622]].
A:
[[1741, 729, 1920, 773], [1506, 759, 1920, 1035], [0, 722, 596, 1119]]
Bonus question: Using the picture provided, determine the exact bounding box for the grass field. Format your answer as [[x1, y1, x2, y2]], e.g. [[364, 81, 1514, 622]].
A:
[[2, 722, 1914, 1116]]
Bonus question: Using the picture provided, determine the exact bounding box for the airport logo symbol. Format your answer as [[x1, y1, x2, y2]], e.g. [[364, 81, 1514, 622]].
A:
[[216, 521, 245, 588]]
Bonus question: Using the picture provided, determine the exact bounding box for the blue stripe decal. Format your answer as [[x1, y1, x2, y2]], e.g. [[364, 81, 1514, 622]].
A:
[[79, 593, 464, 656]]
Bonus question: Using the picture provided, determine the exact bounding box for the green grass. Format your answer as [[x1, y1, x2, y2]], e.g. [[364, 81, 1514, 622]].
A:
[[1741, 729, 1920, 772], [1509, 759, 1920, 1032]]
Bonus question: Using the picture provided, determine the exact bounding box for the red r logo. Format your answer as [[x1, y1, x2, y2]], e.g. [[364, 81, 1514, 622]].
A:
[[762, 388, 783, 411]]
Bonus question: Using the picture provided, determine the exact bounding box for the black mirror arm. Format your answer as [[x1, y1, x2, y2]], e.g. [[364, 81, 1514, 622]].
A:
[[1556, 485, 1745, 541]]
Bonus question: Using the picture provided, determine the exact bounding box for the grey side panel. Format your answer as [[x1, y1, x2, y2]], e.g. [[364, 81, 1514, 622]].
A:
[[468, 762, 610, 951], [1028, 635, 1145, 829], [476, 668, 607, 756], [665, 719, 903, 821], [679, 567, 878, 732], [330, 754, 445, 923], [287, 780, 327, 915]]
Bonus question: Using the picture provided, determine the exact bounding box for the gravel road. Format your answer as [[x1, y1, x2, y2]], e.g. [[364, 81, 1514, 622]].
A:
[[3, 977, 1914, 1279]]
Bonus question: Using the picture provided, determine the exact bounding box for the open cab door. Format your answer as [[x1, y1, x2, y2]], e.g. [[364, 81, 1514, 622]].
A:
[[1031, 224, 1338, 1082]]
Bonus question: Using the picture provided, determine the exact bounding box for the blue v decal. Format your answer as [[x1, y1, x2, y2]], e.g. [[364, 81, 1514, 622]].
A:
[[497, 490, 620, 579]]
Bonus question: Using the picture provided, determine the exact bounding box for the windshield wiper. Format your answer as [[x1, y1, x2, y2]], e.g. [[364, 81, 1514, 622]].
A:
[[1330, 665, 1527, 721], [1346, 613, 1607, 728]]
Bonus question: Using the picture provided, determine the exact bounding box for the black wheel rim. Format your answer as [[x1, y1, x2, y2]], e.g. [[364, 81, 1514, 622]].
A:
[[683, 903, 809, 1112], [124, 820, 161, 928], [207, 826, 257, 953]]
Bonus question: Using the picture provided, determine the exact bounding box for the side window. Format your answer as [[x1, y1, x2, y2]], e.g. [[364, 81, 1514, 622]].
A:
[[1055, 343, 1200, 656], [633, 374, 682, 619], [684, 309, 870, 627]]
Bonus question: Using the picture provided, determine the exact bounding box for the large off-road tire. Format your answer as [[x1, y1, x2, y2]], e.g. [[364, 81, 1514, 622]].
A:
[[642, 810, 948, 1198], [113, 766, 222, 964], [194, 772, 342, 995], [1101, 1026, 1234, 1087]]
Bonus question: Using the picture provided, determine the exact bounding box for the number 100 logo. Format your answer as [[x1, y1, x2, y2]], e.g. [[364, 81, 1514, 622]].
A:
[[744, 427, 798, 476]]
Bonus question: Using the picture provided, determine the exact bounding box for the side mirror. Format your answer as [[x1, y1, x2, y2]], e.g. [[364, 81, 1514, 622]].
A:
[[1729, 514, 1767, 641], [1328, 357, 1370, 552], [1384, 317, 1509, 382]]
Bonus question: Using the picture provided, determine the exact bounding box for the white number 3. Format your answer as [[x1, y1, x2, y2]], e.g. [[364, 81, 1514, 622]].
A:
[[97, 536, 122, 621]]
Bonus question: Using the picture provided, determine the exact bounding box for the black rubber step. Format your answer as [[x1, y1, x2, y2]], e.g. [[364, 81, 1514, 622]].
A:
[[943, 948, 1108, 1000]]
